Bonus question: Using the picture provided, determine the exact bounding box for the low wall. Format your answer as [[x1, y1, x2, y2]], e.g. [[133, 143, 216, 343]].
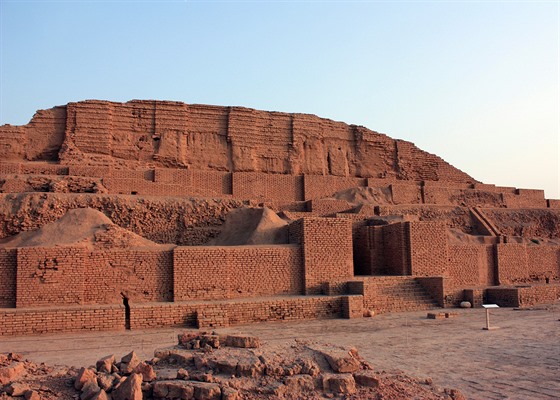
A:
[[0, 304, 125, 336], [0, 296, 345, 335]]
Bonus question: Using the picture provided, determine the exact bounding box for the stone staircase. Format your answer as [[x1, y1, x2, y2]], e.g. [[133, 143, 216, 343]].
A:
[[356, 276, 440, 314]]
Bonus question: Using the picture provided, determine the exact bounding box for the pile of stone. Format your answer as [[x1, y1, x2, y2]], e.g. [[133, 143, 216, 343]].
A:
[[1, 333, 466, 400]]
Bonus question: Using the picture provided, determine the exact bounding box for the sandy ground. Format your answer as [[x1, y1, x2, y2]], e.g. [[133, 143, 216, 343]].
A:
[[1, 304, 559, 400]]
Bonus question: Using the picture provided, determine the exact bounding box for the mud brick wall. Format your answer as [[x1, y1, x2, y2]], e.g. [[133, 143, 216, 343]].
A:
[[0, 305, 124, 336], [102, 178, 186, 196], [129, 296, 344, 330], [408, 222, 448, 276], [390, 183, 421, 204], [232, 172, 303, 202], [517, 285, 560, 307], [525, 246, 560, 281], [0, 163, 21, 174], [20, 163, 68, 176], [1, 178, 33, 193], [203, 296, 343, 328], [448, 244, 495, 287], [2, 100, 480, 184], [377, 205, 475, 234], [289, 218, 353, 295], [130, 302, 199, 330], [173, 246, 303, 301], [496, 244, 529, 284], [423, 186, 504, 208], [69, 165, 112, 178], [307, 199, 354, 216], [0, 248, 17, 307], [303, 175, 366, 200], [16, 247, 87, 307], [84, 250, 173, 305], [381, 223, 410, 275], [189, 170, 232, 196], [548, 199, 560, 209], [503, 189, 547, 208]]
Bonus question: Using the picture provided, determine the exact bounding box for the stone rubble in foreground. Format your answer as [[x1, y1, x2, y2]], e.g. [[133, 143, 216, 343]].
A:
[[0, 333, 466, 400]]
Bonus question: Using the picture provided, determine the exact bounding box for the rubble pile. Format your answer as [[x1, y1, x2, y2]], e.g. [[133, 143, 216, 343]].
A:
[[0, 333, 466, 399]]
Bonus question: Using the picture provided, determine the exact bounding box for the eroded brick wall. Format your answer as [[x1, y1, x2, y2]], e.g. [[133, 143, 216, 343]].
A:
[[496, 244, 529, 285], [16, 247, 87, 307], [448, 245, 495, 286], [84, 250, 174, 304], [0, 249, 16, 307], [173, 246, 303, 301]]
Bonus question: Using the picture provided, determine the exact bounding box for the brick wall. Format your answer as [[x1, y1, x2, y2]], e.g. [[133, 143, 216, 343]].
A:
[[525, 246, 560, 282], [496, 243, 560, 285], [0, 305, 125, 336], [307, 199, 354, 216], [16, 247, 87, 307], [0, 249, 16, 307], [289, 218, 353, 294], [0, 163, 21, 174], [496, 244, 529, 284], [503, 191, 547, 208], [353, 226, 385, 275], [303, 175, 366, 200], [390, 183, 422, 204], [232, 172, 303, 202], [173, 246, 303, 301], [84, 250, 173, 304], [408, 222, 448, 276], [448, 244, 495, 287]]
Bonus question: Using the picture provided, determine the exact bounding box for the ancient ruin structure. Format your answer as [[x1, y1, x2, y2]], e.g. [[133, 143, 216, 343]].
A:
[[0, 99, 558, 336]]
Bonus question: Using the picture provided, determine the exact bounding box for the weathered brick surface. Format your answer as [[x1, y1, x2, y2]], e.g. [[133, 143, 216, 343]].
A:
[[173, 246, 303, 301], [0, 305, 124, 336], [16, 246, 87, 307]]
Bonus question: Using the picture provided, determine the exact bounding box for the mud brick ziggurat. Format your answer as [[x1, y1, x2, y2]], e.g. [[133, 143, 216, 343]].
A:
[[0, 99, 558, 336]]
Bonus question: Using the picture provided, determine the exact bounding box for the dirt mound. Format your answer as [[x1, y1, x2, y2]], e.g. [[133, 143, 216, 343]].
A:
[[207, 207, 288, 246], [0, 208, 170, 250], [329, 187, 392, 206]]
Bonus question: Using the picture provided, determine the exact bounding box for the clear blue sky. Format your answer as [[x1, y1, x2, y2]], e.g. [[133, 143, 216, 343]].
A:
[[1, 0, 558, 198]]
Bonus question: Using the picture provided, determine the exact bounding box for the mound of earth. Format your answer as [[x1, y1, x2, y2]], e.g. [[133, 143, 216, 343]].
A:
[[207, 207, 288, 246], [0, 333, 466, 400], [329, 187, 393, 206], [0, 208, 171, 250]]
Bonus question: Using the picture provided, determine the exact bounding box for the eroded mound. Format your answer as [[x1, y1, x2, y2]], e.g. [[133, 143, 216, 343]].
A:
[[0, 208, 170, 250], [207, 207, 288, 246]]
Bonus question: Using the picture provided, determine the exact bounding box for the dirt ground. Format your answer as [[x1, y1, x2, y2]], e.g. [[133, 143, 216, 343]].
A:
[[1, 304, 558, 400]]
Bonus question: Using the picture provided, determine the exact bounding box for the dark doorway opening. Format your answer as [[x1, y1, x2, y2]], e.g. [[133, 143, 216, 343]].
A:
[[121, 293, 131, 330]]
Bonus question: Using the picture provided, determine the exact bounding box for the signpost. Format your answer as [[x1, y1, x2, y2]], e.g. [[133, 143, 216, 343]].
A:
[[482, 304, 500, 330]]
